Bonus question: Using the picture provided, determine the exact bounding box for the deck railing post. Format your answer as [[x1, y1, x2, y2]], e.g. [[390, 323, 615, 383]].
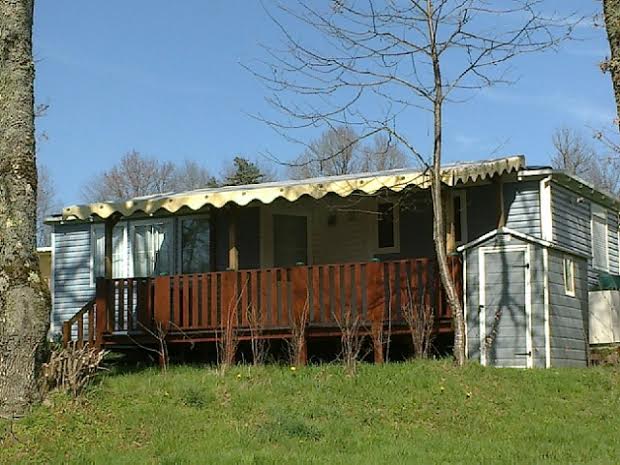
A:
[[153, 276, 171, 331], [62, 321, 71, 347], [95, 278, 109, 348]]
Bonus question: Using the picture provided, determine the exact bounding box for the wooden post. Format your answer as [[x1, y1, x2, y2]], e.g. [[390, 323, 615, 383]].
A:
[[495, 176, 506, 228], [444, 190, 456, 253], [228, 208, 239, 271], [153, 276, 171, 330], [62, 321, 71, 347], [104, 214, 121, 279], [95, 278, 109, 348]]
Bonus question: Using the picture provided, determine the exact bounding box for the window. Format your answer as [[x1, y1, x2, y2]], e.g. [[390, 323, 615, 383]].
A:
[[273, 214, 308, 267], [178, 216, 211, 274], [131, 220, 173, 277], [452, 191, 467, 245], [377, 201, 399, 251], [591, 204, 609, 271], [563, 256, 576, 297], [92, 223, 127, 281]]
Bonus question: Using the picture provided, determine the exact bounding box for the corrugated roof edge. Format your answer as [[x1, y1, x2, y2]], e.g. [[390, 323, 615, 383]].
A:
[[54, 155, 525, 222]]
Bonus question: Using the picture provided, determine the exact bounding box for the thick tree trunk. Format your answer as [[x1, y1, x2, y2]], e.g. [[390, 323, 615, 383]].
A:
[[604, 0, 620, 131], [428, 3, 466, 366], [0, 0, 50, 417]]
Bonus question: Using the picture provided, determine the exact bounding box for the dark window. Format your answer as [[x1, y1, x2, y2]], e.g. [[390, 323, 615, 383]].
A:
[[453, 195, 462, 243], [378, 202, 395, 249], [273, 214, 308, 267], [180, 217, 211, 273]]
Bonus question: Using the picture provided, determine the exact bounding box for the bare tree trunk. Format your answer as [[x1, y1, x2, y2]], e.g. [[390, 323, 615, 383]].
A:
[[604, 0, 620, 131], [428, 4, 465, 366], [0, 0, 50, 417]]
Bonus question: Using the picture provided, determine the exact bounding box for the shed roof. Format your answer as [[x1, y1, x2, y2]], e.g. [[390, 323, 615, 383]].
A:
[[59, 155, 525, 221], [457, 227, 590, 259]]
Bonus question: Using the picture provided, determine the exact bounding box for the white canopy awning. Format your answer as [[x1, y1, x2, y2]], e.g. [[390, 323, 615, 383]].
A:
[[61, 156, 525, 221]]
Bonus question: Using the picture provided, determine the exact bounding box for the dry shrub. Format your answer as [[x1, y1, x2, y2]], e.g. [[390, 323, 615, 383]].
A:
[[246, 305, 268, 366], [334, 307, 366, 374], [41, 343, 107, 396], [402, 286, 435, 359], [287, 295, 310, 367]]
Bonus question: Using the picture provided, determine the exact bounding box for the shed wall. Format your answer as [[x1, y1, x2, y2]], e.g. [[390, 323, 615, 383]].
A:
[[548, 250, 588, 367], [51, 223, 95, 334]]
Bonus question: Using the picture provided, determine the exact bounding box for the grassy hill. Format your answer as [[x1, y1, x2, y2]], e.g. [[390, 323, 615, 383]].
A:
[[1, 360, 620, 464]]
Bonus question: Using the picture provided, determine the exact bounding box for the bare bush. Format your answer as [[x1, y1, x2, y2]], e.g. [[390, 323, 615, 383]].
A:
[[246, 305, 268, 366], [41, 343, 107, 397], [402, 286, 435, 359], [287, 295, 310, 367], [334, 308, 366, 374]]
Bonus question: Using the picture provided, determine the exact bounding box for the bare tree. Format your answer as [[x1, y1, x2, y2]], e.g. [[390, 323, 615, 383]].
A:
[[81, 150, 177, 202], [36, 165, 59, 247], [602, 0, 620, 131], [288, 125, 360, 178], [551, 127, 620, 196], [0, 0, 51, 416], [170, 159, 218, 191], [251, 0, 574, 365], [288, 126, 408, 179], [360, 133, 408, 172], [551, 127, 596, 178]]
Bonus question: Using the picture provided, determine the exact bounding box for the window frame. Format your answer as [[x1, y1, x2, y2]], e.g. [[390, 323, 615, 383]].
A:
[[563, 255, 576, 297], [129, 218, 175, 278], [376, 199, 400, 254], [91, 222, 128, 284], [591, 203, 609, 272]]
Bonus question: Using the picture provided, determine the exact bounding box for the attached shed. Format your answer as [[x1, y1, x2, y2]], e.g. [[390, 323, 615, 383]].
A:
[[459, 228, 589, 368]]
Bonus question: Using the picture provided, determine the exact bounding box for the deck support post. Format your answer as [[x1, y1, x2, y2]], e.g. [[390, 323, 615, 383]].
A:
[[228, 207, 239, 271], [443, 189, 456, 253], [372, 323, 384, 364], [104, 213, 121, 279], [95, 278, 109, 348]]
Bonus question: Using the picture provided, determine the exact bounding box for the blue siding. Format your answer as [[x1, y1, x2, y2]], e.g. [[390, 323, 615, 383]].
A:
[[504, 181, 541, 237], [551, 182, 619, 287], [547, 250, 588, 367], [52, 223, 94, 334], [465, 231, 588, 368]]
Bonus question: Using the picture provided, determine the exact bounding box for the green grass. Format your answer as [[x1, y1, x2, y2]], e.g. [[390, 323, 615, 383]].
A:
[[2, 361, 620, 464]]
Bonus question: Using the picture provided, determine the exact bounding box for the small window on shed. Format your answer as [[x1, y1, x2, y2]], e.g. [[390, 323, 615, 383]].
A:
[[591, 203, 609, 271], [563, 256, 576, 297]]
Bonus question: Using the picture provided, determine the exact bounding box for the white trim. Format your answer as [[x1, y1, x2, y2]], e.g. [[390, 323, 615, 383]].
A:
[[478, 249, 487, 366], [524, 244, 533, 369], [540, 176, 553, 241], [457, 226, 588, 259], [479, 245, 532, 368], [50, 230, 56, 334], [463, 250, 468, 358], [542, 248, 551, 368], [563, 255, 576, 297], [591, 203, 610, 272]]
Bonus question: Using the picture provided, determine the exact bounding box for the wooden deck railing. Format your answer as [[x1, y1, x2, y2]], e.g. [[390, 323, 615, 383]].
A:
[[63, 257, 462, 348], [62, 298, 96, 348]]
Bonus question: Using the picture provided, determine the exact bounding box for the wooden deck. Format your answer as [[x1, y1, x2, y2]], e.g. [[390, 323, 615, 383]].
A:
[[63, 257, 462, 358]]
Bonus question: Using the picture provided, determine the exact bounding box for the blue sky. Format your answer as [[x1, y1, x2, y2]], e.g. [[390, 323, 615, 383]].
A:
[[34, 1, 615, 207]]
